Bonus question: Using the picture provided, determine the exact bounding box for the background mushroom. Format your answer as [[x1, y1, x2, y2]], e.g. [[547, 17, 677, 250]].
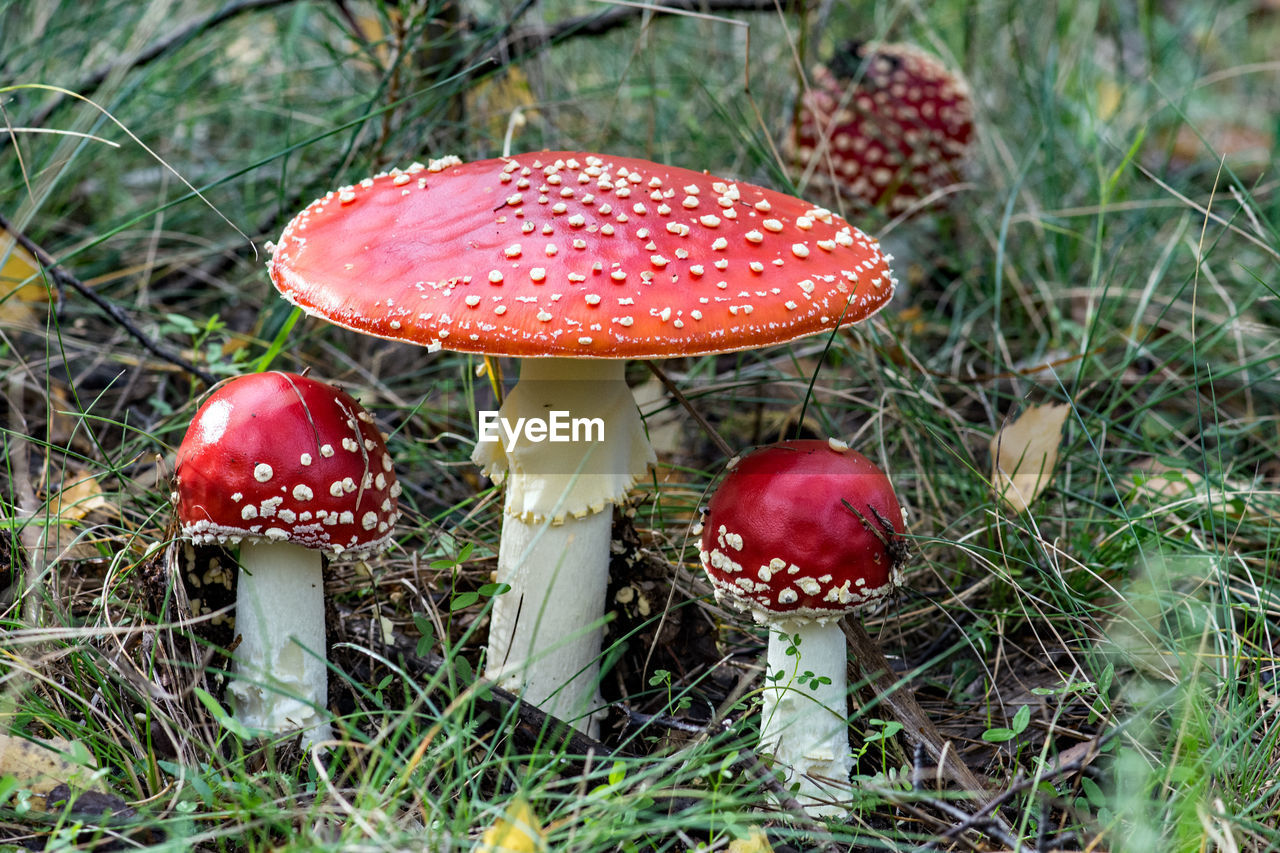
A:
[[698, 438, 906, 814], [792, 42, 974, 214], [267, 152, 896, 732], [174, 371, 400, 746]]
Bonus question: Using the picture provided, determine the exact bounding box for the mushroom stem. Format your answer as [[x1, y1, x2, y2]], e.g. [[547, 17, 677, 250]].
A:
[[761, 617, 853, 814], [228, 540, 333, 747], [487, 506, 614, 729], [475, 358, 654, 734]]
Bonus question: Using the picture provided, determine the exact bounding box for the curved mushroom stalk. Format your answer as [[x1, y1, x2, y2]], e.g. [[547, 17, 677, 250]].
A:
[[227, 541, 334, 748], [473, 358, 654, 732], [761, 616, 853, 815]]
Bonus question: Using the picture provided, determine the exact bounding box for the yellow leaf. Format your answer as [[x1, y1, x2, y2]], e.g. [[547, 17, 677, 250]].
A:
[[1096, 79, 1124, 121], [466, 66, 536, 144], [728, 827, 776, 852], [1, 225, 48, 325], [48, 474, 109, 523], [991, 403, 1071, 513], [0, 733, 101, 802], [476, 798, 546, 853], [1129, 460, 1203, 502]]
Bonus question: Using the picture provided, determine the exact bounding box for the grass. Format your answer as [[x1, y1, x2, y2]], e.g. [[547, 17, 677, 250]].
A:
[[2, 0, 1279, 849]]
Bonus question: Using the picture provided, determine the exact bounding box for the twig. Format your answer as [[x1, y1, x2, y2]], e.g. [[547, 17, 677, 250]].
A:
[[5, 373, 44, 628], [502, 0, 779, 51], [873, 783, 1032, 853], [0, 213, 216, 386], [642, 360, 735, 459], [841, 618, 991, 802]]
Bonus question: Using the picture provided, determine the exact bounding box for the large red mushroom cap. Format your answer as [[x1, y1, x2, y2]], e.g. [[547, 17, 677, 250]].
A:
[[793, 42, 973, 213], [268, 152, 896, 358], [174, 372, 401, 556], [699, 438, 905, 621]]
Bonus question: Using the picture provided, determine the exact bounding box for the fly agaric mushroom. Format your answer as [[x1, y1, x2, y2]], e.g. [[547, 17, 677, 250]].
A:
[[793, 42, 973, 214], [699, 438, 906, 814], [174, 371, 400, 745], [267, 152, 896, 732]]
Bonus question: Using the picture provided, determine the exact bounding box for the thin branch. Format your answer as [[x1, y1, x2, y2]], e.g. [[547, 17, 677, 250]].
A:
[[500, 0, 780, 56], [0, 213, 216, 386], [643, 360, 736, 459], [841, 618, 991, 800]]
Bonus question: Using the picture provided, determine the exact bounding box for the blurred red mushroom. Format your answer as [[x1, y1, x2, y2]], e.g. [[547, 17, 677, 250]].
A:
[[793, 42, 973, 214], [174, 371, 400, 746], [268, 152, 897, 733]]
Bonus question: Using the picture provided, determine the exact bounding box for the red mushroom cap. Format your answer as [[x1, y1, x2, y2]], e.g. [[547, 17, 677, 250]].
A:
[[174, 372, 401, 555], [268, 152, 895, 358], [793, 42, 973, 213], [699, 438, 905, 621]]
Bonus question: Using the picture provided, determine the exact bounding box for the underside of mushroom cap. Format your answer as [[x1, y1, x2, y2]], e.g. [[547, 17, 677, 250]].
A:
[[268, 152, 897, 359], [470, 360, 656, 522]]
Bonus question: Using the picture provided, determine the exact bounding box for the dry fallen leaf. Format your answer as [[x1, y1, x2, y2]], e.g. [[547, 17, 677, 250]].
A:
[[1166, 122, 1274, 176], [0, 733, 102, 804], [991, 402, 1071, 513], [48, 474, 110, 523], [476, 797, 547, 853], [1, 226, 48, 326], [728, 827, 776, 852], [1127, 459, 1272, 525]]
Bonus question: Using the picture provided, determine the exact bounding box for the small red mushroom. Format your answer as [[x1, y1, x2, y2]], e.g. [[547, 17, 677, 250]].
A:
[[268, 152, 897, 733], [174, 371, 400, 745], [793, 42, 973, 214], [699, 438, 906, 813]]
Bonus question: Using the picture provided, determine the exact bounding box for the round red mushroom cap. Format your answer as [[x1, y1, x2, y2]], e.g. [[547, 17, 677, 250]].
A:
[[793, 42, 973, 213], [699, 438, 905, 621], [268, 152, 896, 358], [174, 372, 401, 556]]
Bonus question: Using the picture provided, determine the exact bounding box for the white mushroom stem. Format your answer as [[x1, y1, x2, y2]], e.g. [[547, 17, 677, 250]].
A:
[[227, 540, 333, 748], [473, 358, 655, 734], [761, 616, 852, 815]]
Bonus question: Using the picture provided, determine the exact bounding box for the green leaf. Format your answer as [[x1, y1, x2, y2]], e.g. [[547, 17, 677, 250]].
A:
[[451, 591, 479, 611], [193, 687, 252, 739], [453, 656, 474, 685], [1080, 776, 1107, 809], [1011, 704, 1031, 734], [412, 613, 436, 656]]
